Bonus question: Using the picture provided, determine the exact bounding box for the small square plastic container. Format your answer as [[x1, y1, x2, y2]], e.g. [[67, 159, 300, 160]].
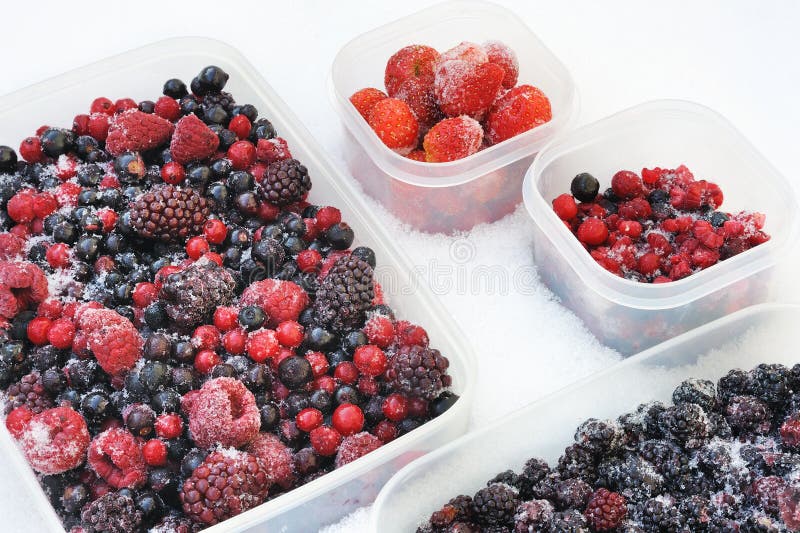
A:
[[523, 100, 799, 355], [330, 0, 577, 234], [372, 302, 800, 532], [0, 37, 476, 532]]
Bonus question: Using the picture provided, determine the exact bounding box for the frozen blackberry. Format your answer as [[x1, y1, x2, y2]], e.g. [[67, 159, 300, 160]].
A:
[[584, 488, 627, 531], [129, 184, 211, 242], [658, 403, 710, 447], [717, 368, 753, 405], [428, 495, 475, 528], [3, 371, 53, 414], [553, 477, 592, 510], [637, 496, 685, 532], [679, 495, 712, 531], [488, 470, 522, 491], [546, 510, 589, 532], [471, 483, 520, 527], [202, 91, 235, 113], [751, 363, 792, 408], [314, 255, 374, 331], [672, 378, 717, 412], [257, 159, 312, 206], [514, 499, 554, 531], [557, 443, 597, 482], [637, 401, 667, 439], [573, 418, 622, 455], [638, 440, 681, 475], [179, 450, 269, 525], [725, 395, 772, 436], [158, 258, 236, 329], [518, 457, 551, 499], [80, 491, 143, 532], [385, 344, 451, 401], [595, 453, 664, 501]]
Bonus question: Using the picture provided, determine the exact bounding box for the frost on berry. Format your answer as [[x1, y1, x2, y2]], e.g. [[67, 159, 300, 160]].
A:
[[186, 377, 260, 448]]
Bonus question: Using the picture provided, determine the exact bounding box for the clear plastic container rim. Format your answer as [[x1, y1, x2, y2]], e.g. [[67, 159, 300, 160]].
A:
[[522, 99, 800, 310], [328, 0, 579, 189]]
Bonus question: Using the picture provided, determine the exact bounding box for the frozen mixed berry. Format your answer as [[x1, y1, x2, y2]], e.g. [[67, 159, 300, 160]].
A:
[[184, 377, 260, 448]]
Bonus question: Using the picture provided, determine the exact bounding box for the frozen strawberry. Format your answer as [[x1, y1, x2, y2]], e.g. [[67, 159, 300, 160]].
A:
[[349, 88, 388, 120], [485, 85, 552, 144], [437, 41, 488, 66], [185, 377, 261, 448], [434, 60, 504, 120], [105, 110, 174, 156], [384, 45, 440, 97], [246, 432, 295, 489], [88, 428, 147, 489], [169, 114, 220, 164], [367, 98, 419, 155], [422, 116, 483, 163], [394, 77, 442, 131], [483, 40, 519, 88], [406, 150, 427, 162], [15, 406, 89, 475], [255, 137, 293, 164], [77, 307, 142, 376], [239, 279, 309, 327]]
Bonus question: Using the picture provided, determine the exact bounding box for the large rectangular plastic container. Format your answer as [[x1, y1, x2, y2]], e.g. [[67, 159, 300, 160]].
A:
[[372, 302, 800, 532], [330, 0, 577, 234], [522, 100, 799, 355], [0, 37, 476, 532]]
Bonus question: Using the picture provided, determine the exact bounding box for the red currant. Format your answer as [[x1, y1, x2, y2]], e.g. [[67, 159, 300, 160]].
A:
[[310, 426, 342, 456], [276, 320, 304, 347], [194, 349, 221, 373], [203, 219, 228, 244], [142, 439, 168, 466], [161, 161, 185, 185], [154, 414, 183, 439], [185, 236, 210, 260], [382, 393, 409, 422], [353, 345, 387, 377], [27, 316, 52, 345], [213, 306, 239, 332], [332, 403, 364, 436], [333, 361, 359, 384], [296, 408, 324, 432]]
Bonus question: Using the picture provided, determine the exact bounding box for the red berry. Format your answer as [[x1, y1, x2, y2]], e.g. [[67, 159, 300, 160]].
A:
[[374, 420, 398, 443], [90, 97, 115, 115], [585, 488, 627, 531], [350, 88, 389, 120], [114, 98, 138, 113], [485, 84, 551, 144], [314, 375, 336, 394], [364, 315, 394, 348], [423, 116, 483, 162], [577, 218, 609, 246], [367, 98, 419, 155], [617, 220, 643, 238], [228, 114, 252, 139], [382, 393, 409, 422], [305, 351, 329, 378], [161, 161, 185, 185], [87, 113, 111, 141], [408, 397, 429, 418], [213, 306, 239, 332], [154, 414, 183, 439], [27, 316, 52, 345], [637, 252, 662, 276], [611, 170, 643, 199], [203, 251, 223, 266], [296, 408, 324, 432], [37, 298, 63, 320], [131, 282, 158, 308], [227, 140, 256, 170], [154, 96, 181, 121], [358, 375, 379, 396], [192, 325, 221, 351], [7, 189, 35, 223], [276, 320, 304, 347], [552, 194, 578, 220], [203, 219, 228, 244], [395, 321, 429, 347], [780, 416, 800, 448], [353, 345, 387, 377], [246, 329, 280, 363], [96, 208, 118, 232], [5, 406, 33, 439], [334, 361, 359, 384], [47, 318, 76, 350], [73, 114, 90, 135], [185, 236, 210, 260], [19, 137, 44, 163], [222, 327, 247, 355], [46, 243, 71, 268], [315, 206, 342, 231], [296, 249, 322, 273], [332, 403, 364, 436], [194, 349, 221, 374], [142, 439, 168, 466], [310, 426, 342, 456]]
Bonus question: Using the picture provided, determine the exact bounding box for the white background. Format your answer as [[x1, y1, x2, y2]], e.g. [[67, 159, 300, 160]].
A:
[[1, 1, 799, 531]]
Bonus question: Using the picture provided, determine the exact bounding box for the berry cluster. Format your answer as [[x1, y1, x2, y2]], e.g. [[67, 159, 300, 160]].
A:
[[0, 66, 456, 531], [349, 41, 551, 162], [420, 363, 800, 532], [553, 166, 770, 282]]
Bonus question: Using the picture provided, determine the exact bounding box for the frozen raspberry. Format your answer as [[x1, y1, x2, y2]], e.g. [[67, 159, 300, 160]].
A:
[[367, 98, 419, 155], [77, 307, 142, 376], [422, 116, 483, 163], [246, 432, 295, 489], [577, 218, 608, 246], [395, 320, 429, 347], [169, 114, 220, 164], [180, 449, 269, 525], [349, 87, 388, 120], [485, 84, 552, 145], [185, 377, 260, 448], [88, 428, 147, 489], [0, 233, 24, 260], [384, 44, 440, 97], [239, 279, 309, 328], [255, 137, 293, 164], [16, 406, 89, 475], [335, 431, 382, 468], [6, 189, 35, 223], [104, 109, 174, 156], [434, 59, 504, 120], [483, 40, 519, 88], [611, 170, 644, 199], [585, 488, 627, 531]]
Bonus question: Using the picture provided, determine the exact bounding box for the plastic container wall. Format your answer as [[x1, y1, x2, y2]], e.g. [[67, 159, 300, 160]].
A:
[[330, 0, 577, 234], [373, 302, 800, 532], [523, 100, 799, 355], [0, 37, 476, 532]]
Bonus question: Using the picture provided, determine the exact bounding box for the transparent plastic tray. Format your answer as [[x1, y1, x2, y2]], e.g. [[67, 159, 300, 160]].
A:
[[330, 0, 577, 233], [0, 37, 476, 532], [372, 302, 800, 532], [523, 100, 799, 355]]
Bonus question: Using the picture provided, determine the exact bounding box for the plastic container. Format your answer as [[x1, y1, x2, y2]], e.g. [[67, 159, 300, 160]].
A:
[[372, 302, 800, 532], [330, 0, 577, 234], [0, 37, 476, 532], [523, 100, 799, 355]]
